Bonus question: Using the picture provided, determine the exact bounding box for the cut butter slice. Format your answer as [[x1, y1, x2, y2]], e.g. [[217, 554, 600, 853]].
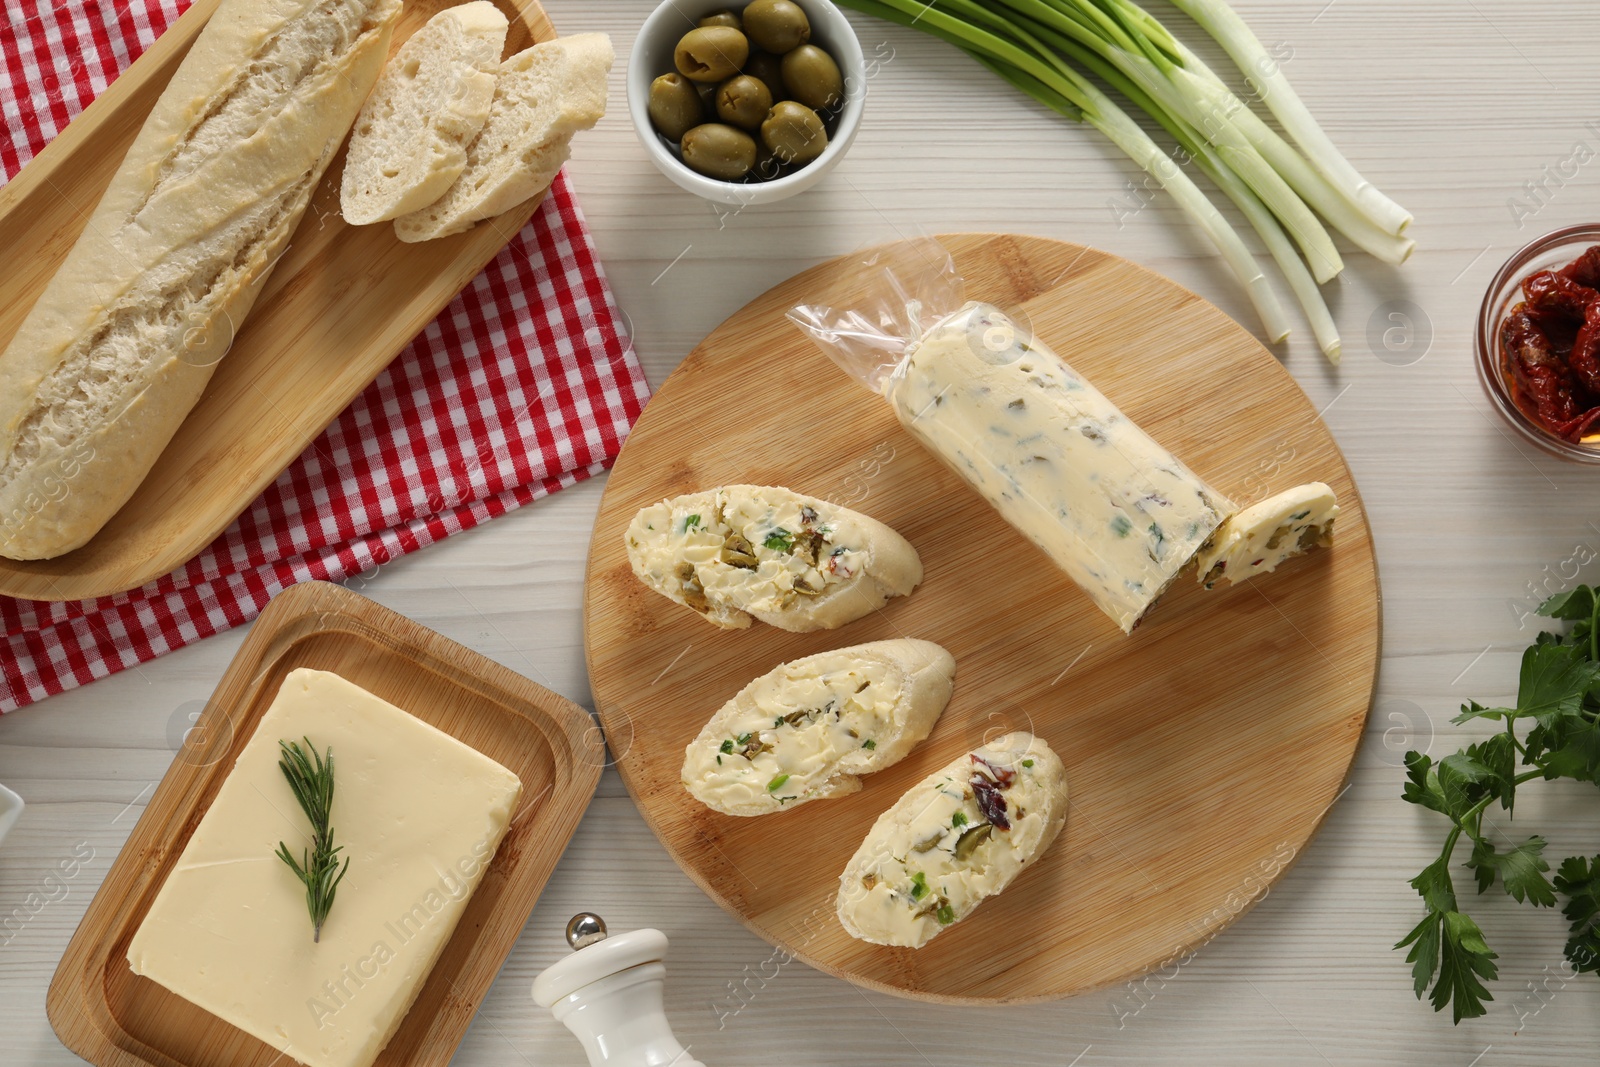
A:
[[127, 668, 522, 1067], [1195, 481, 1338, 589]]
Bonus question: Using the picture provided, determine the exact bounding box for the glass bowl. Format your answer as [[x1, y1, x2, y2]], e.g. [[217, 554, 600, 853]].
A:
[[1476, 223, 1600, 464]]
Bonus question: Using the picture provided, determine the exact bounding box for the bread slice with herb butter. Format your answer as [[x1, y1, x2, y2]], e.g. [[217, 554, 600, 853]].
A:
[[836, 732, 1067, 949], [339, 1, 509, 224], [682, 639, 956, 817], [625, 485, 924, 632]]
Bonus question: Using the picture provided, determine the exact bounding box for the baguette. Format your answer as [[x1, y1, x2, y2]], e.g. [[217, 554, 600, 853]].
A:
[[625, 484, 924, 632], [681, 639, 956, 816], [0, 0, 401, 560], [836, 732, 1067, 948]]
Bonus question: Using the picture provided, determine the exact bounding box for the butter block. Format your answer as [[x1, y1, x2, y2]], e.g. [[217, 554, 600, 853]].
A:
[[886, 303, 1236, 633], [128, 668, 522, 1067], [1195, 481, 1338, 589]]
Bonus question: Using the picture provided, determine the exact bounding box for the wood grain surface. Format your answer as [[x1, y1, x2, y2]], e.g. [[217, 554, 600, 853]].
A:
[[44, 581, 603, 1067], [0, 0, 557, 603], [583, 233, 1380, 1003]]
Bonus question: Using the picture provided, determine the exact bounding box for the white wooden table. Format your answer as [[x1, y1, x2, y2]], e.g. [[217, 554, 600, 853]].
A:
[[5, 1, 1600, 1063]]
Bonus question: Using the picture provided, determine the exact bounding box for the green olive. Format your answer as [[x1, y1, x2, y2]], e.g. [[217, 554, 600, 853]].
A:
[[780, 43, 842, 111], [673, 26, 750, 83], [681, 122, 758, 180], [647, 73, 706, 142], [760, 100, 826, 164], [741, 50, 787, 101], [742, 0, 810, 54], [698, 9, 741, 30], [715, 74, 773, 131]]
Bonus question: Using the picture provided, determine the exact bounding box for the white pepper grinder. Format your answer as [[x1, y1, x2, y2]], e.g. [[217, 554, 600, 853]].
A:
[[531, 913, 707, 1067]]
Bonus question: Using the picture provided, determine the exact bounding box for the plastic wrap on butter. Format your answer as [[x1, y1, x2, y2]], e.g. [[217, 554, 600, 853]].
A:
[[884, 303, 1236, 633]]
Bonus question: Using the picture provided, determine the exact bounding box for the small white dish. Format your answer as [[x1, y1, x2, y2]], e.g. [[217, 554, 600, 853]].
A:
[[0, 783, 23, 848], [627, 0, 866, 206]]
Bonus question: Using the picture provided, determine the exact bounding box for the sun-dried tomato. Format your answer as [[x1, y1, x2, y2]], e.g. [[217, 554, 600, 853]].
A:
[[1525, 304, 1579, 357], [1522, 270, 1600, 321], [969, 754, 1015, 832], [1569, 302, 1600, 396], [1502, 305, 1588, 430], [1559, 245, 1600, 289]]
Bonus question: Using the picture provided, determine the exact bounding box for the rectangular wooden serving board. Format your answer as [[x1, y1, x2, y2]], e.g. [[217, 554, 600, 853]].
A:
[[47, 581, 604, 1067], [0, 0, 555, 603]]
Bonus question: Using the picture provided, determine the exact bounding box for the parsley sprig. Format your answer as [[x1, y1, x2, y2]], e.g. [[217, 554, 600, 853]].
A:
[[1399, 586, 1600, 1021]]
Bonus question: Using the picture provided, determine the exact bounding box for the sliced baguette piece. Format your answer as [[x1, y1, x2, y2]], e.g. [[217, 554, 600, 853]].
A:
[[1196, 481, 1338, 589], [393, 32, 613, 243], [0, 0, 401, 560], [340, 1, 508, 224], [625, 484, 924, 632], [682, 639, 957, 817], [837, 732, 1068, 949]]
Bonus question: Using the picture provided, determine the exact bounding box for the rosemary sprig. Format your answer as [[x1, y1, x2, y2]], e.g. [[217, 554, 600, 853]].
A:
[[274, 737, 350, 943]]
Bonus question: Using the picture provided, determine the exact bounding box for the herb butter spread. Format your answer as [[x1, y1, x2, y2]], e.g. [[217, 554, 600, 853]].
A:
[[884, 303, 1235, 633], [836, 731, 1067, 948], [1195, 481, 1338, 588], [682, 639, 955, 816], [626, 484, 922, 632]]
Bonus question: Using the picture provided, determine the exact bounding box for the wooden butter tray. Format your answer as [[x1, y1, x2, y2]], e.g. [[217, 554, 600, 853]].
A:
[[48, 580, 604, 1066]]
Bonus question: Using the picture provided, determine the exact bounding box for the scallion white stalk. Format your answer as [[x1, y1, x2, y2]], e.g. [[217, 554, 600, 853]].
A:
[[1163, 0, 1413, 236]]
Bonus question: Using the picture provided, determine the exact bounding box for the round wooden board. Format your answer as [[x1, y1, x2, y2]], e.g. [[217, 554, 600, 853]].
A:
[[583, 233, 1380, 1004]]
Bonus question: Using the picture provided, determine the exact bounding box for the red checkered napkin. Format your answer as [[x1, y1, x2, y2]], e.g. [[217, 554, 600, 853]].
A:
[[0, 1, 651, 713]]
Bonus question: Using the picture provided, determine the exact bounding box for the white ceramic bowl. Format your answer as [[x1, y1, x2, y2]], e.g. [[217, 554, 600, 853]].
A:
[[627, 0, 866, 206], [0, 783, 22, 848]]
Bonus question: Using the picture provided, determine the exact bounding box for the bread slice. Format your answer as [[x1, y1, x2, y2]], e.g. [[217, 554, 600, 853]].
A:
[[625, 484, 924, 632], [0, 0, 401, 560], [682, 639, 956, 817], [393, 32, 612, 243], [339, 2, 508, 225], [836, 732, 1068, 948]]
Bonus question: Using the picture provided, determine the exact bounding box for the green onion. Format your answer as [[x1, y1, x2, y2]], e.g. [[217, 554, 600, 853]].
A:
[[1164, 0, 1412, 236], [936, 904, 957, 925], [953, 811, 969, 827], [863, 739, 877, 750], [720, 739, 734, 754], [1022, 759, 1035, 768], [683, 514, 701, 531], [767, 773, 790, 792], [838, 0, 1413, 363], [910, 871, 929, 900], [764, 529, 793, 552]]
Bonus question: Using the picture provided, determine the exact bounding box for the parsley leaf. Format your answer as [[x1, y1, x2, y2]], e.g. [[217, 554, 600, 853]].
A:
[[1540, 584, 1597, 626], [1554, 855, 1600, 975], [1468, 835, 1555, 906]]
